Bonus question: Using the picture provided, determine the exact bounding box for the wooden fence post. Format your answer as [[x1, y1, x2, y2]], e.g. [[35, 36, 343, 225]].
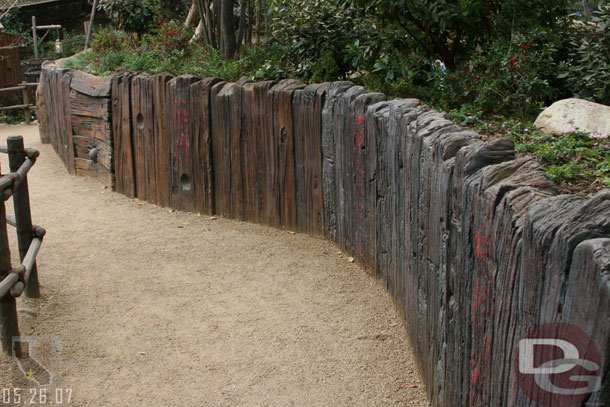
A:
[[0, 197, 20, 356], [21, 82, 30, 125], [7, 135, 39, 298]]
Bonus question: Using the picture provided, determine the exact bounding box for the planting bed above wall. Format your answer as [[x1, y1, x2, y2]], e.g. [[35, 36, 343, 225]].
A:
[[40, 62, 610, 407]]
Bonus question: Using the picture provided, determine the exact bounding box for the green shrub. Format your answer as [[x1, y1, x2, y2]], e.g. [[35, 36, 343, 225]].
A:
[[98, 0, 159, 36], [560, 5, 610, 104], [269, 0, 374, 80]]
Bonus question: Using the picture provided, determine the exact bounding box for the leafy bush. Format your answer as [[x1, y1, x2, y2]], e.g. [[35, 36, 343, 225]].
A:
[[98, 0, 160, 36], [269, 0, 374, 81], [560, 5, 610, 104], [461, 30, 561, 118]]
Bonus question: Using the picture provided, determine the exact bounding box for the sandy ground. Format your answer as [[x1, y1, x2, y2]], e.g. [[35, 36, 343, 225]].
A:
[[0, 124, 429, 406]]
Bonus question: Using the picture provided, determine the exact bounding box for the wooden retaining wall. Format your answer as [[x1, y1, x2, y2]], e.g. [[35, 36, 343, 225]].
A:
[[41, 63, 113, 186], [40, 64, 610, 407]]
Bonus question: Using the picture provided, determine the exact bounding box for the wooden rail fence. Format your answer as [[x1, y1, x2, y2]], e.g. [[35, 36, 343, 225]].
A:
[[0, 81, 38, 124], [40, 63, 610, 407], [0, 135, 44, 357]]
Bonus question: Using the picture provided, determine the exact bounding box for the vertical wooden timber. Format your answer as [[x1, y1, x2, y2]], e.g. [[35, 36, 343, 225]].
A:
[[349, 93, 385, 269], [191, 77, 222, 215], [210, 81, 234, 218], [230, 78, 254, 220], [130, 75, 154, 201], [250, 81, 275, 225], [41, 64, 58, 152], [292, 83, 327, 236], [210, 81, 228, 218], [112, 72, 136, 198], [153, 73, 173, 207], [241, 80, 267, 223], [321, 82, 353, 242], [167, 75, 200, 212], [270, 79, 304, 230], [363, 100, 390, 272]]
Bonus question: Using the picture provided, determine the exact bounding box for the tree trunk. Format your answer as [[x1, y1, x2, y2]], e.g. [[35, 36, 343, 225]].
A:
[[237, 0, 247, 49], [221, 0, 237, 59], [185, 1, 199, 26]]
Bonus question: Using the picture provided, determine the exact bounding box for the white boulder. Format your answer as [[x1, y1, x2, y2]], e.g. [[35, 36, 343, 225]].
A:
[[534, 98, 610, 139]]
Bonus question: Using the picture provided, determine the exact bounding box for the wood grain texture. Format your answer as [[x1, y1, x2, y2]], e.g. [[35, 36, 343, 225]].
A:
[[130, 75, 154, 201], [249, 80, 276, 224], [71, 115, 112, 144], [191, 77, 222, 215], [70, 70, 112, 97], [111, 71, 136, 198], [210, 81, 232, 218], [321, 81, 353, 242], [153, 73, 173, 207], [271, 79, 305, 230], [347, 92, 385, 269], [167, 75, 200, 212], [72, 135, 112, 169], [70, 90, 111, 120], [291, 83, 327, 236]]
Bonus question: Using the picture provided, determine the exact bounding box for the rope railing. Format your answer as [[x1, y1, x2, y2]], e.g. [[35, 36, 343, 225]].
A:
[[0, 135, 44, 356]]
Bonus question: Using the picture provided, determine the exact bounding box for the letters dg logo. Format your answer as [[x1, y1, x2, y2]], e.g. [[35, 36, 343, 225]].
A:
[[515, 323, 602, 406]]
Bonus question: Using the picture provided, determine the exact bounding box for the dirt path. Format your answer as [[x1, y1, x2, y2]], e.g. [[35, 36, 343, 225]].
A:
[[0, 124, 428, 406]]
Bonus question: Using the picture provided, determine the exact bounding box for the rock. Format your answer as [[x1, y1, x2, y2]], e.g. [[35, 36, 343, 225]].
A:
[[534, 98, 610, 139]]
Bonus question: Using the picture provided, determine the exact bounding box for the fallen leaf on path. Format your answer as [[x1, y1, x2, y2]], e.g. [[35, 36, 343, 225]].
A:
[[168, 209, 175, 213], [348, 257, 354, 263], [389, 323, 399, 327], [406, 385, 418, 389], [210, 216, 218, 220], [138, 352, 147, 356]]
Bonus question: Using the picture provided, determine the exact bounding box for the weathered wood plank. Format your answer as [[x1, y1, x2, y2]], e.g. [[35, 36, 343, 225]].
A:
[[241, 81, 262, 223], [70, 70, 112, 97], [292, 83, 327, 235], [335, 85, 365, 252], [130, 75, 155, 201], [191, 77, 222, 215], [349, 92, 385, 268], [71, 115, 112, 144], [153, 73, 173, 207], [111, 72, 136, 198], [251, 80, 275, 224], [292, 88, 307, 232], [69, 89, 111, 120], [210, 81, 229, 217], [72, 135, 112, 169], [271, 79, 305, 230], [209, 79, 252, 220], [60, 69, 75, 174], [321, 81, 353, 242], [229, 79, 252, 220], [167, 75, 200, 212]]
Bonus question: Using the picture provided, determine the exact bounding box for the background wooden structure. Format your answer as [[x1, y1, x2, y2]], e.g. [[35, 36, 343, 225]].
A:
[[40, 63, 610, 407], [0, 33, 22, 89]]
